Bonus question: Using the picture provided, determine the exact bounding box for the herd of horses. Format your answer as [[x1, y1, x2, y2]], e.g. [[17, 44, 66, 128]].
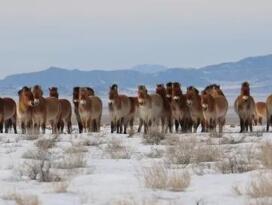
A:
[[0, 82, 271, 135]]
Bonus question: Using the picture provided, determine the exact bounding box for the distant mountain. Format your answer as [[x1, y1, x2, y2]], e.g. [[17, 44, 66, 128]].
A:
[[1, 54, 272, 96], [131, 64, 169, 73]]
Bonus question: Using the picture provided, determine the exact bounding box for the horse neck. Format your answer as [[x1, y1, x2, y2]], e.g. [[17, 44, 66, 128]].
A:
[[19, 99, 31, 113]]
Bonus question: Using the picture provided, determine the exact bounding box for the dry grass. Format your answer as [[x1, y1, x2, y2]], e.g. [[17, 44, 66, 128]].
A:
[[166, 137, 196, 166], [193, 144, 221, 163], [216, 146, 258, 174], [2, 192, 40, 205], [247, 172, 272, 198], [142, 163, 190, 191], [51, 181, 70, 193], [52, 152, 87, 169], [145, 147, 164, 158], [35, 137, 56, 150], [104, 138, 132, 159], [260, 142, 272, 169], [143, 130, 165, 145]]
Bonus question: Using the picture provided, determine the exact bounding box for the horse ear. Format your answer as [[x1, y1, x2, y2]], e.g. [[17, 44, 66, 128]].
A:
[[49, 88, 51, 91], [18, 89, 22, 96]]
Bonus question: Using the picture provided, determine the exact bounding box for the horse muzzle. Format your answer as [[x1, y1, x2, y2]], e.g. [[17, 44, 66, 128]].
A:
[[187, 100, 192, 106], [80, 100, 86, 105], [202, 104, 208, 110], [33, 99, 40, 106]]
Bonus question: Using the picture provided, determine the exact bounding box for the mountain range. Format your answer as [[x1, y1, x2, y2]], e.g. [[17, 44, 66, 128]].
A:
[[1, 54, 272, 96]]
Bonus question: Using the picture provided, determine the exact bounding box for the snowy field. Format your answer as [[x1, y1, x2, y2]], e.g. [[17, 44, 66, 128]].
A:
[[0, 125, 271, 205]]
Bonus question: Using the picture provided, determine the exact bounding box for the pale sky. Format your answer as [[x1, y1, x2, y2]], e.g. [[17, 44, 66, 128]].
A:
[[0, 0, 271, 78]]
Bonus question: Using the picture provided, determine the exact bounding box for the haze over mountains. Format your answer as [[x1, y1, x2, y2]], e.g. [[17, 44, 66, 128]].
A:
[[1, 54, 272, 96]]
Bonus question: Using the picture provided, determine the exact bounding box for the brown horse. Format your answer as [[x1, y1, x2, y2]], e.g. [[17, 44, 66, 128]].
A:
[[78, 87, 102, 132], [156, 84, 172, 133], [234, 82, 256, 133], [186, 86, 205, 132], [254, 102, 266, 125], [73, 87, 95, 133], [171, 82, 192, 132], [49, 87, 72, 134], [0, 98, 17, 133], [17, 87, 34, 134], [266, 96, 272, 131], [203, 84, 228, 133], [32, 85, 61, 134], [137, 85, 164, 134], [108, 84, 132, 134]]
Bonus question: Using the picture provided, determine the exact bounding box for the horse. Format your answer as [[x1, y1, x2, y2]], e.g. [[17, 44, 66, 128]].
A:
[[0, 98, 17, 133], [254, 102, 266, 125], [202, 84, 228, 133], [49, 87, 72, 134], [137, 85, 164, 134], [156, 84, 173, 133], [186, 86, 205, 132], [171, 82, 192, 133], [73, 87, 95, 133], [234, 82, 256, 133], [78, 87, 102, 132], [108, 84, 132, 134], [17, 87, 34, 134], [32, 85, 61, 134], [266, 96, 272, 131]]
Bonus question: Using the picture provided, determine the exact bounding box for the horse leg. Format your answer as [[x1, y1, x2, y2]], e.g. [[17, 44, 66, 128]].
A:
[[240, 118, 244, 133], [21, 122, 26, 134], [245, 119, 249, 132], [120, 118, 124, 133], [11, 116, 17, 134], [138, 119, 143, 133], [249, 120, 253, 132], [161, 117, 166, 134], [111, 121, 115, 133], [175, 119, 179, 133], [123, 119, 128, 134]]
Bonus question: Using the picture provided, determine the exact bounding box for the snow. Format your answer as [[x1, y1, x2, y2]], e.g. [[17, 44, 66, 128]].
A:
[[0, 125, 270, 205]]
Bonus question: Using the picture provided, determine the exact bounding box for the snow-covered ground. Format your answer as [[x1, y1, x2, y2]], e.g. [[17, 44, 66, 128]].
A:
[[0, 125, 271, 205]]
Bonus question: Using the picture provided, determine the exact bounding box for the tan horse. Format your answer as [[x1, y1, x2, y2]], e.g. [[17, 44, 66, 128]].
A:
[[78, 87, 102, 132], [32, 85, 61, 134], [17, 87, 34, 134], [108, 84, 132, 134], [171, 82, 192, 133], [203, 84, 228, 133], [234, 82, 256, 133], [254, 102, 266, 125], [137, 85, 164, 134], [49, 87, 72, 134], [186, 86, 205, 132], [156, 84, 172, 133], [0, 98, 17, 133], [73, 87, 95, 133]]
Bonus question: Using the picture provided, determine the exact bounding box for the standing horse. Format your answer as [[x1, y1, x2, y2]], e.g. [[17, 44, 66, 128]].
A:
[[17, 87, 34, 134], [108, 84, 132, 134], [171, 82, 192, 133], [156, 84, 172, 133], [73, 87, 95, 133], [0, 98, 17, 133], [32, 85, 61, 134], [49, 87, 72, 134], [254, 102, 266, 125], [186, 86, 205, 132], [137, 85, 164, 134], [234, 82, 256, 133], [266, 96, 272, 131], [203, 84, 228, 133], [78, 88, 102, 132]]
